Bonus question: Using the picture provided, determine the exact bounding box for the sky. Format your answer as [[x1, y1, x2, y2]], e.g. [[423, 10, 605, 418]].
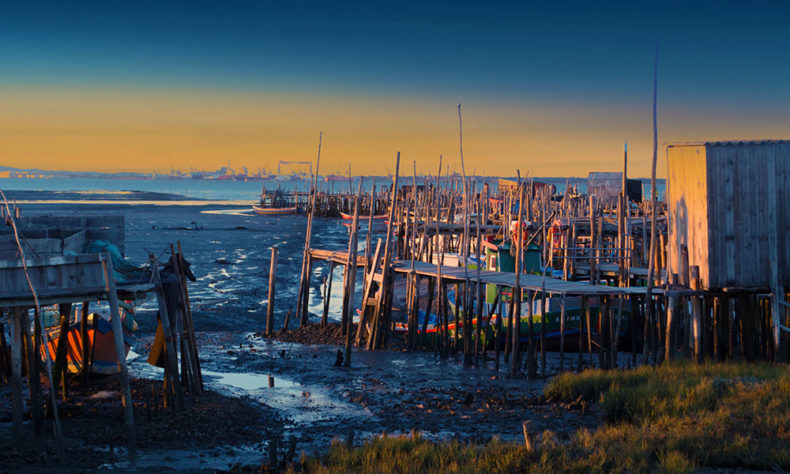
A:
[[0, 0, 788, 177]]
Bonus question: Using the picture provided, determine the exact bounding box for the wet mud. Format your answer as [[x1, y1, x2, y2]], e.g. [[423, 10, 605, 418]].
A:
[[2, 200, 603, 471]]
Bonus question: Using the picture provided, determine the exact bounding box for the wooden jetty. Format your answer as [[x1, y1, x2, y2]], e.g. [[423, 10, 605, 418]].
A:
[[279, 140, 789, 377]]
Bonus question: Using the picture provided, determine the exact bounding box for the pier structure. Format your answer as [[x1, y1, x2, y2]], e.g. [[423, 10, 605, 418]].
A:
[[280, 141, 789, 376]]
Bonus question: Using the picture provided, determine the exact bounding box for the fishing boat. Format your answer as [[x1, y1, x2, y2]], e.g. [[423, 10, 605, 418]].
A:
[[340, 211, 387, 220], [43, 309, 136, 375], [252, 204, 297, 215], [324, 174, 347, 182], [253, 186, 297, 215]]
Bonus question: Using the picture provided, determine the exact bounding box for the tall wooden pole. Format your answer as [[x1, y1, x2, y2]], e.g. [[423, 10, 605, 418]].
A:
[[266, 247, 278, 335], [343, 180, 364, 365], [372, 152, 400, 349], [458, 104, 473, 365], [297, 131, 322, 325], [103, 253, 137, 461], [645, 45, 659, 365], [620, 141, 628, 286], [511, 182, 524, 377]]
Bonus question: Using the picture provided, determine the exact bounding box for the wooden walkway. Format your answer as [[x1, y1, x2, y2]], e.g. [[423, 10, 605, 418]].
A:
[[309, 249, 369, 267], [393, 260, 653, 296], [309, 248, 656, 296]]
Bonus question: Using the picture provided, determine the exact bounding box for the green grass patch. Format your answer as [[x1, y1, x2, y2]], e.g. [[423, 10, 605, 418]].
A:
[[286, 363, 790, 473]]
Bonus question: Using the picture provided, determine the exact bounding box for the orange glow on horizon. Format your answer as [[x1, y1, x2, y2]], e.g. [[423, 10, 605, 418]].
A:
[[0, 86, 786, 178]]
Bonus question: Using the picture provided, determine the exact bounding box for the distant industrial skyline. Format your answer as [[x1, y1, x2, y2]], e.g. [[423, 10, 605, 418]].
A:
[[0, 1, 788, 176]]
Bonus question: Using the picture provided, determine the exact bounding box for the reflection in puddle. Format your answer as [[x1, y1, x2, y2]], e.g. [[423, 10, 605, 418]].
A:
[[202, 370, 299, 390]]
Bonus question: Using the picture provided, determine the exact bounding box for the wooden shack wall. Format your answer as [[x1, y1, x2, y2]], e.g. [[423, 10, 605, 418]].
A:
[[705, 142, 790, 289], [0, 254, 107, 303], [0, 215, 125, 258], [666, 145, 710, 286]]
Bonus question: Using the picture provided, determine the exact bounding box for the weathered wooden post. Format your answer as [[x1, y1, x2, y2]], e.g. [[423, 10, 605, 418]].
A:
[[558, 294, 567, 372], [296, 132, 322, 326], [321, 262, 335, 328], [510, 183, 524, 378], [102, 253, 137, 461], [371, 152, 400, 349], [150, 254, 185, 411], [267, 247, 278, 336], [342, 180, 363, 364], [9, 308, 23, 442], [690, 265, 702, 363]]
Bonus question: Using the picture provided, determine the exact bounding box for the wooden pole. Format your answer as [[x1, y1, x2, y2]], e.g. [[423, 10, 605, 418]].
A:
[[645, 43, 659, 366], [364, 183, 377, 274], [665, 273, 678, 362], [175, 242, 202, 394], [321, 262, 334, 328], [267, 247, 278, 335], [297, 131, 322, 325], [150, 255, 185, 411], [357, 239, 383, 346], [372, 152, 400, 349], [102, 253, 137, 461], [9, 308, 23, 442], [510, 182, 524, 378], [765, 144, 786, 360], [690, 265, 702, 363], [52, 303, 72, 399], [344, 180, 364, 366], [620, 141, 628, 286], [559, 294, 567, 372], [474, 192, 484, 367]]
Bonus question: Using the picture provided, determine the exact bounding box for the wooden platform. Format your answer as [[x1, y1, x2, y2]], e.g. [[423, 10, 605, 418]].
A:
[[393, 260, 653, 296], [309, 248, 656, 297], [309, 249, 368, 267]]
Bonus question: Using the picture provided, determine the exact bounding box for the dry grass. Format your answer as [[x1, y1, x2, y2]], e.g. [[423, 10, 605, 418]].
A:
[[285, 362, 790, 473]]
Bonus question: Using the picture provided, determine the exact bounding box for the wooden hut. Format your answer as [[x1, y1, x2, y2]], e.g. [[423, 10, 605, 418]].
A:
[[587, 172, 643, 203], [666, 140, 790, 354], [666, 140, 790, 289]]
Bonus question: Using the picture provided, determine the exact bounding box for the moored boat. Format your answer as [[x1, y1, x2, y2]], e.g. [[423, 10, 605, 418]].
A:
[[43, 311, 136, 375], [340, 211, 387, 220], [252, 205, 297, 215]]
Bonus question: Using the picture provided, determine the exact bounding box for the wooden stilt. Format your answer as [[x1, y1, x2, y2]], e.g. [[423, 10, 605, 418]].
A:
[[267, 247, 278, 335], [321, 262, 334, 328], [343, 180, 364, 366], [559, 293, 567, 372], [150, 254, 185, 411], [9, 308, 23, 442], [102, 253, 136, 461]]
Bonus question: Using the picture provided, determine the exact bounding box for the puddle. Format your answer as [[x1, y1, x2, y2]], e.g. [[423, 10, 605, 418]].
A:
[[202, 370, 299, 391]]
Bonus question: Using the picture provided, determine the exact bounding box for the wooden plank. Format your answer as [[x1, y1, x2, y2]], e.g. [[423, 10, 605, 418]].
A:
[[728, 144, 737, 286]]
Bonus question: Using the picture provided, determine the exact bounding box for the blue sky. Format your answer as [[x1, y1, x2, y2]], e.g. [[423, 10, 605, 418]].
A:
[[0, 1, 788, 175], [3, 0, 788, 102]]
